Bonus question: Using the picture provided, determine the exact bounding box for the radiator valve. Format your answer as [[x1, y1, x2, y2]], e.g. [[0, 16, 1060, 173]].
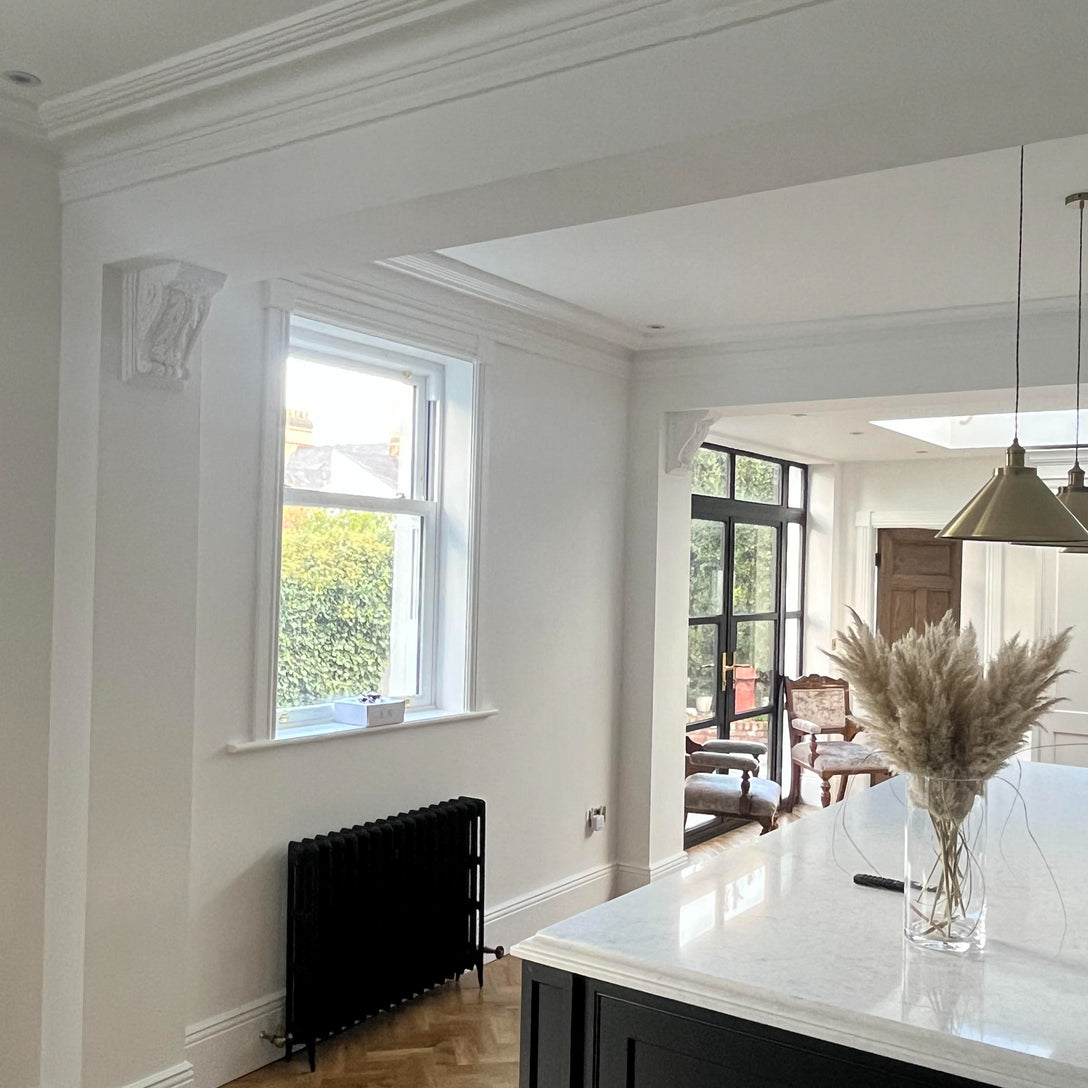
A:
[[260, 1028, 289, 1049]]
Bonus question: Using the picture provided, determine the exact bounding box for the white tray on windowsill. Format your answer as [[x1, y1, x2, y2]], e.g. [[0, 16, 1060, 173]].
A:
[[332, 697, 406, 727]]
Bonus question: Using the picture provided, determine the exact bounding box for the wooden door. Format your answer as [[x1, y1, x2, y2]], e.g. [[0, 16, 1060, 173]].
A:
[[876, 528, 962, 642]]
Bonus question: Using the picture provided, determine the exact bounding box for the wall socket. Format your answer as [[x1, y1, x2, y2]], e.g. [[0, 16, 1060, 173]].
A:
[[586, 805, 606, 832]]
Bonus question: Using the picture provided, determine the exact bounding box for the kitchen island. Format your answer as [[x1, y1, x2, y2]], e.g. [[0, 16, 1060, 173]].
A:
[[513, 763, 1087, 1088]]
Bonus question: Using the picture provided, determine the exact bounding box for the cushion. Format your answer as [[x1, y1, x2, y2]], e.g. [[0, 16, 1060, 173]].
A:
[[684, 772, 781, 817], [701, 739, 767, 758], [789, 686, 847, 732], [791, 739, 889, 774]]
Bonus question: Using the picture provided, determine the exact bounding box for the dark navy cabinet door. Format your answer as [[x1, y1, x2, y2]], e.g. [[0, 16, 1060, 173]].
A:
[[519, 962, 991, 1088], [588, 985, 987, 1088]]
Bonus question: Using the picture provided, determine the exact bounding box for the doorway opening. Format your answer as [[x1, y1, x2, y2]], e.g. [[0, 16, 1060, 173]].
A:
[[875, 528, 962, 641], [685, 443, 807, 847]]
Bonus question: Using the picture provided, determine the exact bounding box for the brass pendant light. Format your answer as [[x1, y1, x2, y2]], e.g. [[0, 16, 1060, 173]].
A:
[[1057, 192, 1088, 552], [939, 150, 1088, 545], [1010, 192, 1088, 548]]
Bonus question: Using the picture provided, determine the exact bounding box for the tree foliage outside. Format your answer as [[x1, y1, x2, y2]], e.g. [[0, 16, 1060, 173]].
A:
[[686, 448, 781, 715], [691, 446, 729, 498], [277, 506, 395, 708]]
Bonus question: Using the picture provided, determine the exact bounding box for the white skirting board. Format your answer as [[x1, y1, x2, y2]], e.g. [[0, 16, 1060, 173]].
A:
[[185, 861, 617, 1088], [120, 1062, 194, 1088], [614, 850, 689, 896], [185, 994, 285, 1088]]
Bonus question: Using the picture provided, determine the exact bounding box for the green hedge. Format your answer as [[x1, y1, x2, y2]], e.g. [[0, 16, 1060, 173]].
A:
[[277, 506, 395, 707]]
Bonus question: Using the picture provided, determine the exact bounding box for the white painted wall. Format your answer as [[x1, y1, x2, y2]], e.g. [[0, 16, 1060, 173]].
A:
[[77, 266, 204, 1088], [185, 282, 628, 1083], [35, 17, 1088, 1082], [619, 309, 1081, 875], [831, 456, 997, 639], [1036, 546, 1088, 768], [0, 134, 59, 1088]]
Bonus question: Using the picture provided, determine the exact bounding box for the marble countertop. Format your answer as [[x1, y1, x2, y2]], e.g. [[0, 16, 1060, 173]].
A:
[[513, 763, 1088, 1088]]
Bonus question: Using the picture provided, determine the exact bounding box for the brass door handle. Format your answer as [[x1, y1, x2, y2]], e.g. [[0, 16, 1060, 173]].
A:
[[721, 653, 752, 690]]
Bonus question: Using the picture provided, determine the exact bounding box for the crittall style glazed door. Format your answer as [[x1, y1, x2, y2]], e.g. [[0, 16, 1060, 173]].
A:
[[686, 445, 807, 791]]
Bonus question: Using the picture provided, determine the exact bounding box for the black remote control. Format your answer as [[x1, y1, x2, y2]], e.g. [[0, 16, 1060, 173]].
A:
[[853, 873, 904, 893]]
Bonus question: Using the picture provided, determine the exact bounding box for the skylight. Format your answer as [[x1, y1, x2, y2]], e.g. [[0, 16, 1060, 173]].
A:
[[871, 410, 1087, 450]]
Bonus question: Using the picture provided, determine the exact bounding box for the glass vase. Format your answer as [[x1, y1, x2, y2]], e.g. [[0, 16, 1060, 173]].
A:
[[904, 775, 986, 953]]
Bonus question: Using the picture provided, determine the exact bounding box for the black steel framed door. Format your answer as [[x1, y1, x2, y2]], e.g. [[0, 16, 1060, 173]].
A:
[[686, 445, 807, 789]]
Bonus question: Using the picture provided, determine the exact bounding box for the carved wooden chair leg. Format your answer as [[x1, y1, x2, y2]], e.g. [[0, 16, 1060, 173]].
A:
[[820, 775, 832, 808], [785, 761, 801, 812], [759, 811, 779, 835], [835, 775, 849, 804]]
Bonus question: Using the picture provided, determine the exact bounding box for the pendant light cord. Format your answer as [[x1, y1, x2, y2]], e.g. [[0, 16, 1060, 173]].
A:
[[1014, 145, 1024, 441], [1076, 197, 1084, 467]]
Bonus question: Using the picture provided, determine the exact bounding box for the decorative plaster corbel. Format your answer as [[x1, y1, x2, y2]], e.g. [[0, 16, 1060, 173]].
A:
[[664, 410, 718, 474], [121, 260, 227, 387]]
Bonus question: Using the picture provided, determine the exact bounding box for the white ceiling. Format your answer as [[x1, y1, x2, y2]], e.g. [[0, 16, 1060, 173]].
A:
[[442, 136, 1088, 337], [0, 0, 332, 99], [707, 387, 1080, 464]]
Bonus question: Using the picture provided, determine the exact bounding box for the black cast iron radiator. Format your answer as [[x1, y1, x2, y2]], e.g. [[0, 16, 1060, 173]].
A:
[[284, 796, 499, 1070]]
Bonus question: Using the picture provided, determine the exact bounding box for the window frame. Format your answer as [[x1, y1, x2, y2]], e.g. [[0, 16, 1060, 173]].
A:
[[252, 285, 482, 743], [686, 442, 808, 777]]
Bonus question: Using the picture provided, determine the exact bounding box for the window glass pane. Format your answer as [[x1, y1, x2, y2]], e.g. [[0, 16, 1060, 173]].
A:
[[787, 465, 805, 508], [284, 356, 417, 499], [732, 523, 777, 614], [686, 624, 717, 725], [735, 620, 775, 708], [277, 506, 423, 709], [734, 455, 781, 504], [691, 447, 730, 497], [786, 521, 803, 612], [689, 519, 725, 617], [783, 617, 801, 680]]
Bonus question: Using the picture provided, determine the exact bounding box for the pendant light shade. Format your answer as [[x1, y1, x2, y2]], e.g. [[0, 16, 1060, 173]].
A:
[[1060, 466, 1088, 517], [939, 440, 1088, 543], [1061, 193, 1088, 552], [1010, 192, 1088, 550], [939, 151, 1088, 545], [1057, 466, 1088, 552]]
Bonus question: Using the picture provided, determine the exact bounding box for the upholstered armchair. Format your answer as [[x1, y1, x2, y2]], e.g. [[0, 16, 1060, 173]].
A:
[[684, 736, 781, 835], [783, 674, 892, 810]]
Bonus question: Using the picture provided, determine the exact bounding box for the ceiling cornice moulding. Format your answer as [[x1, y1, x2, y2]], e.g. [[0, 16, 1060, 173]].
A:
[[291, 265, 633, 379], [47, 0, 826, 201], [0, 94, 47, 145], [39, 0, 477, 138], [634, 294, 1080, 361], [380, 254, 642, 350]]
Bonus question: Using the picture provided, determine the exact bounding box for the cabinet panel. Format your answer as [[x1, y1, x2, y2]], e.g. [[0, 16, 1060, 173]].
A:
[[519, 961, 581, 1088], [589, 986, 987, 1088]]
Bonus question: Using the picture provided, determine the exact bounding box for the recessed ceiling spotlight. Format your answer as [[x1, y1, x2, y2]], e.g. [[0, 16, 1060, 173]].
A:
[[916, 450, 929, 454], [849, 430, 864, 436], [791, 413, 808, 418], [647, 324, 666, 331], [2, 70, 42, 87]]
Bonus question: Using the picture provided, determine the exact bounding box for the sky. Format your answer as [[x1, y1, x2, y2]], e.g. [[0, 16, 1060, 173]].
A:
[[286, 355, 414, 447]]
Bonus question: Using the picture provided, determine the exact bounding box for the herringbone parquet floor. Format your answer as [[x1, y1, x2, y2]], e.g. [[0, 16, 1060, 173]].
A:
[[230, 797, 822, 1088], [231, 955, 522, 1088]]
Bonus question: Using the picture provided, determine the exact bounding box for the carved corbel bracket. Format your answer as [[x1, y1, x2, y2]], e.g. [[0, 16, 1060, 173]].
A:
[[664, 410, 718, 474], [121, 261, 227, 387]]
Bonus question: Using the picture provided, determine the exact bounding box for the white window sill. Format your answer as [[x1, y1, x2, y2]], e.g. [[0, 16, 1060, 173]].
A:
[[225, 707, 499, 753]]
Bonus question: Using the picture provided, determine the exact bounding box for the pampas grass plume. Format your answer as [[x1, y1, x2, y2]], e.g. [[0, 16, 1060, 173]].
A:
[[827, 610, 1070, 785]]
